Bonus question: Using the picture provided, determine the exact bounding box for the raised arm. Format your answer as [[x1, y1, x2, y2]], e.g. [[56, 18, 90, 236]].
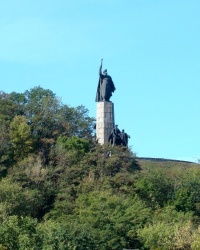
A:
[[99, 58, 103, 76]]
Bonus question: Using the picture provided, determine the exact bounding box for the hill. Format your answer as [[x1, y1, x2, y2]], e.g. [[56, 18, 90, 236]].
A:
[[1, 87, 200, 249], [137, 157, 198, 170]]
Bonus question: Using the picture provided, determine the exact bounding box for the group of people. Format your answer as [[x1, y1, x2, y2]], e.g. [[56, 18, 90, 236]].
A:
[[108, 125, 130, 147]]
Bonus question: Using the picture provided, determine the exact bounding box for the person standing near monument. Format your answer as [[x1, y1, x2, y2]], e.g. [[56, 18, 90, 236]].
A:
[[95, 59, 116, 102]]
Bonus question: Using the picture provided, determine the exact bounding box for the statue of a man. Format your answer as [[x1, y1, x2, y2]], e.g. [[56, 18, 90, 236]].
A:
[[120, 129, 130, 147], [95, 59, 116, 102], [109, 124, 121, 146]]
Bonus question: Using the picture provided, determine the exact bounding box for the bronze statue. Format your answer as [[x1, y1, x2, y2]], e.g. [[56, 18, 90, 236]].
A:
[[108, 126, 131, 147], [120, 129, 130, 147], [108, 125, 121, 146], [95, 59, 116, 102]]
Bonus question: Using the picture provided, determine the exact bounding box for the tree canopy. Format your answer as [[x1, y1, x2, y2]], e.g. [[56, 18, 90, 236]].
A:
[[0, 86, 200, 249]]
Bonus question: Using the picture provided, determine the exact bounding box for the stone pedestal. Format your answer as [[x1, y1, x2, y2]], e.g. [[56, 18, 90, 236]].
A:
[[96, 102, 115, 144]]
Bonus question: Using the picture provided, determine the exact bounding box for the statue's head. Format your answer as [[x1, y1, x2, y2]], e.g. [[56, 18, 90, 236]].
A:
[[122, 129, 124, 132], [103, 69, 107, 75]]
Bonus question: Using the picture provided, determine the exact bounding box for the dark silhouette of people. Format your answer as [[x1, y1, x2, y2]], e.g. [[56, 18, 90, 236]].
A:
[[108, 125, 121, 146], [108, 126, 130, 147], [112, 125, 121, 146], [120, 129, 130, 147]]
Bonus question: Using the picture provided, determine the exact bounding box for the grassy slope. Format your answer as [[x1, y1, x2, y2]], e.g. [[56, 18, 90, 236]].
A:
[[137, 158, 198, 170]]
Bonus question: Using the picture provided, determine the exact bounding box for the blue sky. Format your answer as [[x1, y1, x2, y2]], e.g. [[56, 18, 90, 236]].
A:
[[0, 0, 200, 162]]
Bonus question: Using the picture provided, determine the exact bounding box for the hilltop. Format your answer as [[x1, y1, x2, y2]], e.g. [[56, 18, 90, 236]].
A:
[[1, 87, 200, 249], [137, 157, 197, 170]]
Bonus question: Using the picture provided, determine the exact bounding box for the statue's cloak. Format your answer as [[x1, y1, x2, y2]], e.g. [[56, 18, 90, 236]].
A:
[[95, 77, 101, 102], [95, 76, 115, 102]]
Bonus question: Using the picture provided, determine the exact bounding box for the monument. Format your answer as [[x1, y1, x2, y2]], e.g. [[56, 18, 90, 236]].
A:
[[95, 59, 131, 146], [95, 59, 116, 144]]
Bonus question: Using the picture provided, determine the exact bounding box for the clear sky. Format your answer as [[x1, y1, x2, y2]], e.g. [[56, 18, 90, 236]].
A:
[[0, 0, 200, 162]]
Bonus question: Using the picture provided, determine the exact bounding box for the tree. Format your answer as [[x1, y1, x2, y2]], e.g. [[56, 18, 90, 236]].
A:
[[0, 92, 22, 123], [36, 220, 75, 250], [9, 116, 34, 160], [9, 154, 56, 219], [50, 136, 90, 167], [172, 168, 200, 214], [21, 86, 95, 160], [0, 216, 38, 250], [0, 118, 13, 172], [135, 168, 174, 208], [137, 206, 194, 250], [65, 190, 151, 250], [0, 177, 33, 218]]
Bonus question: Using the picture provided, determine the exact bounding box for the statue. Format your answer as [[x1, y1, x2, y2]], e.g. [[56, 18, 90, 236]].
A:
[[108, 126, 131, 147], [95, 59, 116, 102], [112, 125, 121, 146], [108, 125, 122, 146], [120, 129, 130, 147]]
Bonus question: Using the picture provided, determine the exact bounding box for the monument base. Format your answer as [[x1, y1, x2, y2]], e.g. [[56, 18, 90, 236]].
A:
[[96, 102, 115, 144]]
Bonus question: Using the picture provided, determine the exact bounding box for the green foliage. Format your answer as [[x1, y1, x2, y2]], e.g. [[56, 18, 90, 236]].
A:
[[57, 136, 90, 154], [137, 207, 195, 250], [65, 190, 151, 249], [23, 86, 63, 140], [36, 220, 81, 250], [80, 144, 138, 180], [135, 168, 174, 208], [1, 86, 95, 165], [0, 177, 50, 219], [9, 154, 56, 219], [0, 216, 38, 250], [0, 178, 28, 218], [9, 116, 34, 160], [2, 86, 200, 249], [51, 136, 90, 166], [0, 92, 22, 123], [22, 86, 95, 150], [0, 119, 13, 172], [0, 119, 10, 154], [172, 168, 200, 214]]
